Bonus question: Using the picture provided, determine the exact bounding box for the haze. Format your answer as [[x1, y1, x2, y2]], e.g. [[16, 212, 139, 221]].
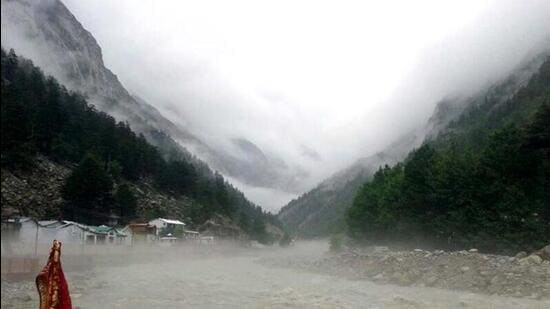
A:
[[62, 0, 550, 212]]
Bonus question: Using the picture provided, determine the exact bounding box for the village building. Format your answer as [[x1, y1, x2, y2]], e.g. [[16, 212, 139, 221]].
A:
[[148, 218, 186, 238], [122, 223, 157, 244], [81, 224, 127, 245], [0, 217, 127, 254], [159, 234, 179, 246], [183, 230, 200, 241], [2, 217, 203, 253]]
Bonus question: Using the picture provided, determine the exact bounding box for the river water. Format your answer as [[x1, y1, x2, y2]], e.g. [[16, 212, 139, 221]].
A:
[[2, 241, 549, 308]]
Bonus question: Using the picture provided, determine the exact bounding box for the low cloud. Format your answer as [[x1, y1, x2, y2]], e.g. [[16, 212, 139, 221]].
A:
[[15, 0, 550, 211]]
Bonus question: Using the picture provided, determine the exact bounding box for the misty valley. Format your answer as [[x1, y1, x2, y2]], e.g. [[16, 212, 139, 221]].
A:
[[1, 0, 549, 308]]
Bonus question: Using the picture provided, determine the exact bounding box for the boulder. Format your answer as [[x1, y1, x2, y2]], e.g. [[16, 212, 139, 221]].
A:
[[373, 273, 384, 280], [425, 276, 438, 286], [535, 245, 550, 260], [373, 246, 389, 253], [519, 254, 542, 265]]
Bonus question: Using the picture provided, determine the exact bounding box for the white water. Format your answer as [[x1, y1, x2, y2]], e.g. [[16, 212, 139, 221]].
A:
[[63, 242, 548, 309], [68, 244, 550, 308]]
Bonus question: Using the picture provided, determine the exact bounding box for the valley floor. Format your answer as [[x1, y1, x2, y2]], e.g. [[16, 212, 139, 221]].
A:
[[262, 242, 550, 300], [1, 241, 549, 309]]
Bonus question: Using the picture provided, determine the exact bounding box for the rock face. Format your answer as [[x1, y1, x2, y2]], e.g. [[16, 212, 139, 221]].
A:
[[128, 180, 195, 223], [1, 156, 70, 219]]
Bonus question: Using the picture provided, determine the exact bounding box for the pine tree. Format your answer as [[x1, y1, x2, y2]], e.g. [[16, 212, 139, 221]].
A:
[[62, 153, 113, 224], [114, 183, 137, 223]]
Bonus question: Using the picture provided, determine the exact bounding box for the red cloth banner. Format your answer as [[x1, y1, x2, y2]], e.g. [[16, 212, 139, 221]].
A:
[[36, 240, 72, 309]]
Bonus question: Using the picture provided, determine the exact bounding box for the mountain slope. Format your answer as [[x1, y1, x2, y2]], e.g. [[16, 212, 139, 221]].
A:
[[1, 48, 281, 241], [347, 55, 550, 253], [278, 50, 549, 238], [0, 0, 199, 155], [0, 0, 304, 196]]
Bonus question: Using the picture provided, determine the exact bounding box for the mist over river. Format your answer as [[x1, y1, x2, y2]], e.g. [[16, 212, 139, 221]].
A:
[[2, 241, 549, 309]]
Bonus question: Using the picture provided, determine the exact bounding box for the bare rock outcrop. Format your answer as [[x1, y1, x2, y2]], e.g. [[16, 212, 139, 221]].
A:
[[1, 157, 70, 219]]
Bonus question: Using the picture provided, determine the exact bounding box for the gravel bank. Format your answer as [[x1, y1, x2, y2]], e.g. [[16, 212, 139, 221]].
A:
[[262, 245, 550, 300]]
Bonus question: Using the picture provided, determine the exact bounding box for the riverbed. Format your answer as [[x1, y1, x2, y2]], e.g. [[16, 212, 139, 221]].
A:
[[2, 241, 549, 308]]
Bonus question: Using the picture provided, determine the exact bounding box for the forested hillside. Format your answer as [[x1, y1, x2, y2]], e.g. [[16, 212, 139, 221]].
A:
[[1, 48, 279, 242], [278, 162, 378, 238], [278, 139, 419, 238], [347, 55, 550, 254], [279, 50, 548, 240]]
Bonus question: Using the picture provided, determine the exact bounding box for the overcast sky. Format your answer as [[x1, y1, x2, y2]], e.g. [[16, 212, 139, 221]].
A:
[[63, 0, 550, 212]]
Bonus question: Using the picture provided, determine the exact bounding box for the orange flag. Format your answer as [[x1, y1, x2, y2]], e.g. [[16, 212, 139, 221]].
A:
[[36, 240, 72, 309]]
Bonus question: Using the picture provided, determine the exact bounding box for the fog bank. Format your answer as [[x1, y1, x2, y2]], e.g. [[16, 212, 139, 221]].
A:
[[45, 0, 550, 210]]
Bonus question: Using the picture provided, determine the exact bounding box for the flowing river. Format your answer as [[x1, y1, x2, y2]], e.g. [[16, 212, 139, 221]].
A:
[[2, 241, 549, 308]]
